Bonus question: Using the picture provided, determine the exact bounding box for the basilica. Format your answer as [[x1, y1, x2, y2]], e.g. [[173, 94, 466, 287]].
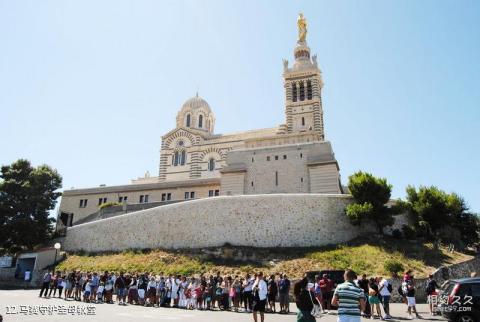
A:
[[57, 15, 344, 230]]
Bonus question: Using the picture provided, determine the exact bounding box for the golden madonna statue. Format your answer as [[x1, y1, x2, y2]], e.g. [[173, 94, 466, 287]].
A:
[[297, 13, 307, 42]]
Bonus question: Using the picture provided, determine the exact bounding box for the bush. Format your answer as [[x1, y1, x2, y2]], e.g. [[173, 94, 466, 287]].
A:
[[392, 229, 402, 239], [384, 259, 404, 275], [402, 225, 416, 240]]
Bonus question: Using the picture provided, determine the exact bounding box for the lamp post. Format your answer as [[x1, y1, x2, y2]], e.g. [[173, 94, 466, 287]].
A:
[[53, 243, 61, 274]]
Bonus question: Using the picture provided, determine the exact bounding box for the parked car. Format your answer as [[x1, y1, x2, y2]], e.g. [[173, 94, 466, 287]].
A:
[[439, 277, 480, 322]]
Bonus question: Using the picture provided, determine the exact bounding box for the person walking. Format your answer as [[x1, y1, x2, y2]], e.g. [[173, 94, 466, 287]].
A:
[[402, 274, 421, 320], [294, 277, 316, 322], [331, 270, 366, 322]]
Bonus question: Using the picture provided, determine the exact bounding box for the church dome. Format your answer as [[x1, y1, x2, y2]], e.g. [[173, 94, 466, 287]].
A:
[[176, 94, 215, 133], [181, 95, 212, 114]]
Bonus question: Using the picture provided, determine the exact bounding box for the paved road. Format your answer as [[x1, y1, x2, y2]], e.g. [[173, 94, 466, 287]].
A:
[[0, 290, 447, 322]]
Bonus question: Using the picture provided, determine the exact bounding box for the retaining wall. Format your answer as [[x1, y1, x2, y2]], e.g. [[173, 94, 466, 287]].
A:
[[64, 194, 389, 252]]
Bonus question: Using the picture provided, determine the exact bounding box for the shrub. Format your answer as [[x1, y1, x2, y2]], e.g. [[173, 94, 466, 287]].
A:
[[384, 259, 404, 275], [402, 225, 416, 240], [392, 229, 402, 239]]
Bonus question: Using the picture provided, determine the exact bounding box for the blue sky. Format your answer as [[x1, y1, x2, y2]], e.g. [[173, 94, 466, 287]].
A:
[[1, 0, 479, 212]]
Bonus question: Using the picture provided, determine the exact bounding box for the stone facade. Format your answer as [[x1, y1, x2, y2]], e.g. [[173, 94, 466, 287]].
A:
[[57, 15, 344, 230], [64, 194, 380, 252]]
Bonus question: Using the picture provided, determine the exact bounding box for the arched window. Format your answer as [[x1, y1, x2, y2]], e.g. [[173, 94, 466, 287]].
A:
[[292, 83, 297, 102], [186, 114, 191, 127], [174, 151, 179, 166], [198, 115, 203, 128], [307, 80, 312, 100], [208, 158, 215, 171], [299, 82, 305, 101], [180, 150, 186, 165], [301, 117, 305, 126]]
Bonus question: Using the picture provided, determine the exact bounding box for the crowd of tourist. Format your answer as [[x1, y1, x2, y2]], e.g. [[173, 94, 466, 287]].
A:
[[38, 270, 294, 321], [38, 268, 441, 322]]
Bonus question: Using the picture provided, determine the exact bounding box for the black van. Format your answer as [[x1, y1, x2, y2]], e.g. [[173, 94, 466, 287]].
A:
[[439, 277, 480, 322]]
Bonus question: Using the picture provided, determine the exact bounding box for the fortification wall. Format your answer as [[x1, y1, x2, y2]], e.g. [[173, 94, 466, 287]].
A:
[[63, 194, 402, 252]]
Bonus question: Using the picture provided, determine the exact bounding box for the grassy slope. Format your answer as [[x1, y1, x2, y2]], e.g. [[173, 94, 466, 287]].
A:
[[56, 236, 472, 278]]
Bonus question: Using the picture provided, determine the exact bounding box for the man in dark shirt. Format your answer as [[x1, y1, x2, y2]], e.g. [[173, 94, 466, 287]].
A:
[[114, 272, 127, 305], [319, 274, 334, 313], [278, 274, 291, 314], [357, 274, 371, 317]]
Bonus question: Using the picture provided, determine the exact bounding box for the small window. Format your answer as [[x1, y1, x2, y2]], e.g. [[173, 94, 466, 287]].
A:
[[167, 193, 171, 200], [275, 155, 279, 160], [161, 193, 166, 201], [267, 156, 270, 161], [208, 158, 215, 171], [292, 83, 297, 102], [214, 190, 219, 196], [283, 155, 287, 160], [209, 190, 214, 197], [301, 177, 304, 183], [190, 191, 195, 199], [186, 114, 191, 127], [184, 192, 189, 200], [139, 195, 144, 203], [275, 171, 279, 186], [198, 114, 203, 128], [302, 117, 305, 126], [251, 181, 254, 187], [299, 82, 305, 101], [252, 157, 254, 163], [98, 198, 103, 206], [300, 153, 303, 158], [174, 151, 179, 166], [144, 195, 149, 203], [79, 199, 88, 208]]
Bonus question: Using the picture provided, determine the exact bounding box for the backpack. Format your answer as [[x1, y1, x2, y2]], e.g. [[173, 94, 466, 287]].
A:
[[387, 283, 393, 293], [397, 284, 404, 296]]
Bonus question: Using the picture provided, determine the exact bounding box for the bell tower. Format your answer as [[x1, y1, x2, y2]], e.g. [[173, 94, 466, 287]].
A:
[[283, 13, 324, 139]]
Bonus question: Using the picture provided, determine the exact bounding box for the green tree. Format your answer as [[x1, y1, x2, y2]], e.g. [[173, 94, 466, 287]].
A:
[[0, 159, 62, 254], [405, 185, 480, 246], [345, 171, 399, 234]]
